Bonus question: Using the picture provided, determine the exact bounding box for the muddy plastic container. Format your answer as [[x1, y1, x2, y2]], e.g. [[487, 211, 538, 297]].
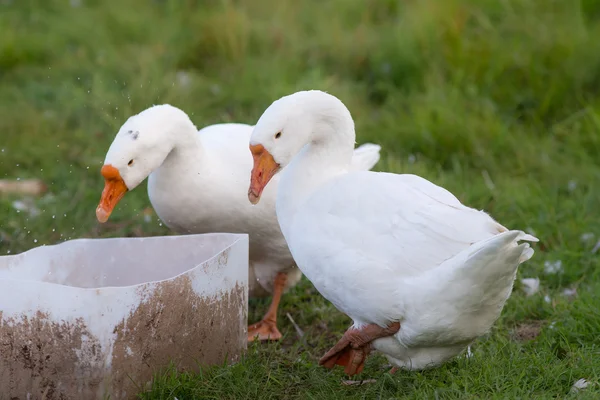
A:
[[0, 233, 249, 399]]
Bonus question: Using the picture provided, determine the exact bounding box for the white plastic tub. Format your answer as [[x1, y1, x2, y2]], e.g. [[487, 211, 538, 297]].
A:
[[0, 233, 249, 400]]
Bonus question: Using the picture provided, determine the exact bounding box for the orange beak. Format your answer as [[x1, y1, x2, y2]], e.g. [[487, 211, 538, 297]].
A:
[[248, 144, 280, 205], [96, 164, 128, 223]]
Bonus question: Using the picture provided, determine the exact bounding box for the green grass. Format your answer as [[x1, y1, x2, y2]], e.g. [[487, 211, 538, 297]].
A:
[[1, 0, 600, 398]]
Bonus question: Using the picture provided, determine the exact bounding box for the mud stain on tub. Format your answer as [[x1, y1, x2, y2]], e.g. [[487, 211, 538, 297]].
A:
[[0, 310, 105, 399], [111, 275, 247, 398], [0, 280, 247, 399]]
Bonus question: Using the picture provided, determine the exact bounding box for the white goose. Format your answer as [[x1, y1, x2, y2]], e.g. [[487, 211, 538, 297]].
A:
[[95, 104, 381, 342], [247, 90, 538, 374]]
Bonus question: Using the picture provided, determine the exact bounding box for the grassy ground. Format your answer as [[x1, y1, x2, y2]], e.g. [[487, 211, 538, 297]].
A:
[[1, 0, 599, 398]]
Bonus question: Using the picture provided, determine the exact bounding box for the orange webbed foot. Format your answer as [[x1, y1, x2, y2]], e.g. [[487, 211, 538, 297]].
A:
[[319, 322, 401, 376], [247, 319, 282, 342]]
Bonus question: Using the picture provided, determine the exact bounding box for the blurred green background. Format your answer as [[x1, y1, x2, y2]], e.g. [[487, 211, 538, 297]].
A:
[[1, 0, 599, 398]]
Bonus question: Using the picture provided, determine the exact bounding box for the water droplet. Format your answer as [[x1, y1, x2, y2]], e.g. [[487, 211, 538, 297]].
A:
[[33, 239, 38, 243], [15, 163, 19, 166], [52, 228, 55, 232], [52, 215, 55, 219], [16, 177, 20, 181], [6, 250, 11, 254]]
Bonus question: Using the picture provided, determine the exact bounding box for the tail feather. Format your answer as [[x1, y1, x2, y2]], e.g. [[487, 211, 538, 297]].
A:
[[519, 246, 535, 263], [517, 231, 539, 243], [513, 231, 538, 263], [408, 230, 537, 309], [350, 143, 381, 171], [402, 230, 538, 341]]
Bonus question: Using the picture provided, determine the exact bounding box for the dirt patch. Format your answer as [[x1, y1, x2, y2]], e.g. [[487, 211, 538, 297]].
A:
[[512, 320, 545, 342], [0, 310, 106, 400], [0, 274, 246, 399], [111, 276, 246, 398]]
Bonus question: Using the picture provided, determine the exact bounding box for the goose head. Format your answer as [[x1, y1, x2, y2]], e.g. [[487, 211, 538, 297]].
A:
[[248, 90, 353, 204], [96, 104, 195, 222]]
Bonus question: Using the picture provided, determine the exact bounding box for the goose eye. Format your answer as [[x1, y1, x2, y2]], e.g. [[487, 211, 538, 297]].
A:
[[128, 159, 134, 166], [275, 132, 282, 139]]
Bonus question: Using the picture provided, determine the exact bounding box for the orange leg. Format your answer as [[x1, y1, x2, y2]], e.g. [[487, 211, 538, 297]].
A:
[[319, 322, 401, 376], [247, 272, 287, 342]]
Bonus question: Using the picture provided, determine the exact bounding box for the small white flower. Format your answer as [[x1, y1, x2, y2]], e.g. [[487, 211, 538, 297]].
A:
[[544, 260, 563, 274], [521, 278, 540, 296], [12, 200, 28, 211], [11, 200, 40, 217], [580, 232, 595, 243]]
